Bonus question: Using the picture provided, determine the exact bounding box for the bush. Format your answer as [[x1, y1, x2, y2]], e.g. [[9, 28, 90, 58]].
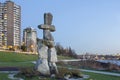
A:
[[15, 67, 83, 79], [57, 67, 83, 79], [15, 68, 40, 78], [21, 45, 27, 51]]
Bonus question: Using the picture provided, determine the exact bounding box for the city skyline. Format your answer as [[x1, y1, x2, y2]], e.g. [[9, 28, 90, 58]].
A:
[[1, 0, 120, 54]]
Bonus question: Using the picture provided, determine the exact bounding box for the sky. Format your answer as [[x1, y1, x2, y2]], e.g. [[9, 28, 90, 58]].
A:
[[1, 0, 120, 55]]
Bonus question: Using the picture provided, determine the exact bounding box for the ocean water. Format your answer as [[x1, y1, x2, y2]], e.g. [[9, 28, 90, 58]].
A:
[[97, 60, 120, 66]]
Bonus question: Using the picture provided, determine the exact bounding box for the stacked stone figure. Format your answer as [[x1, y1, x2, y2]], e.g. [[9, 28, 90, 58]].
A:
[[35, 13, 58, 76]]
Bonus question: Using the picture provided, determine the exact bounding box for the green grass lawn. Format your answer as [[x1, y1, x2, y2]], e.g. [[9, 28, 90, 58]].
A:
[[0, 51, 38, 62], [83, 71, 120, 80], [0, 73, 11, 80], [0, 51, 38, 67], [0, 51, 73, 62], [0, 51, 73, 67], [0, 62, 34, 67], [57, 55, 75, 60]]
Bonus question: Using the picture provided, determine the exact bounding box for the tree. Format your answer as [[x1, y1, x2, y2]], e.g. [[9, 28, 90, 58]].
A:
[[55, 43, 64, 55], [55, 43, 77, 58], [21, 44, 27, 52]]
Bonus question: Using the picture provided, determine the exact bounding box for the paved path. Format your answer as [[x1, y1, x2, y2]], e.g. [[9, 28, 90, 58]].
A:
[[0, 67, 19, 71], [80, 69, 120, 77], [0, 71, 19, 73], [58, 59, 86, 62]]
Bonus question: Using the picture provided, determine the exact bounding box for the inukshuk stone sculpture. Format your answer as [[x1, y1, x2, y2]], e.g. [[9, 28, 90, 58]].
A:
[[36, 13, 58, 76]]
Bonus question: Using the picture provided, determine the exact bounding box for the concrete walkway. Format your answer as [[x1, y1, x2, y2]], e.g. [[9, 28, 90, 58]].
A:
[[0, 71, 23, 80], [8, 73, 24, 80], [80, 69, 120, 77], [0, 71, 19, 73]]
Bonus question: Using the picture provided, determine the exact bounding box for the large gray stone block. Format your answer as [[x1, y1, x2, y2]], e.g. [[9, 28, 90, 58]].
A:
[[38, 45, 48, 59], [36, 59, 50, 75], [49, 47, 57, 62]]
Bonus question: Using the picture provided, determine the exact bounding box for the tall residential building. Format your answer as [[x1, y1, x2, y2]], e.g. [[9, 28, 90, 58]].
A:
[[23, 27, 37, 54], [0, 0, 21, 47]]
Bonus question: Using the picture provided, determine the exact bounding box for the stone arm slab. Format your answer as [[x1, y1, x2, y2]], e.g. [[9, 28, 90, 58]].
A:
[[38, 24, 55, 32]]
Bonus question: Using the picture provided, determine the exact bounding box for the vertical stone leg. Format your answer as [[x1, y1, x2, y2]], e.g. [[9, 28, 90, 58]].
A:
[[36, 43, 50, 75], [48, 47, 58, 75], [48, 62, 58, 75], [52, 62, 58, 74], [37, 59, 50, 75]]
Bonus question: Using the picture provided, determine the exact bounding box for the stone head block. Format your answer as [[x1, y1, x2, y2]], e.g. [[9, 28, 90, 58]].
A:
[[38, 24, 55, 32], [44, 13, 53, 25]]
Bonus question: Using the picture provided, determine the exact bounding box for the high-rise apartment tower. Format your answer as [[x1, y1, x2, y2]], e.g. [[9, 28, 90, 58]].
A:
[[23, 27, 37, 54], [0, 0, 21, 47]]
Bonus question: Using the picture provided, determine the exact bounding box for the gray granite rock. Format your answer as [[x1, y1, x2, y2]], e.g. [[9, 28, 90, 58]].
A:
[[36, 13, 58, 76], [38, 45, 48, 59], [36, 59, 50, 75], [49, 47, 57, 62], [44, 13, 53, 25]]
